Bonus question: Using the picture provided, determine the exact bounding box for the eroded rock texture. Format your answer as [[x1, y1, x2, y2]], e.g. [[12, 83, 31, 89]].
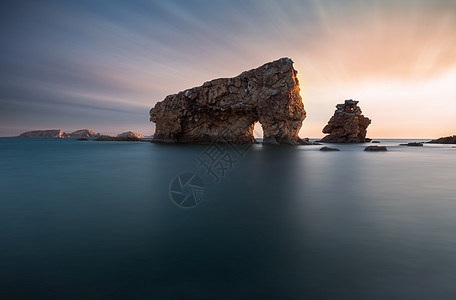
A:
[[149, 58, 307, 145], [319, 100, 371, 143]]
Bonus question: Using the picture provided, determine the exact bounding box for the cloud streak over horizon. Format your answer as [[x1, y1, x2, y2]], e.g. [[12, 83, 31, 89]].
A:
[[1, 0, 455, 137]]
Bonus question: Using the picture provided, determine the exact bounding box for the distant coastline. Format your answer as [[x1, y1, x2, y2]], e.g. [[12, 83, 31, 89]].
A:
[[15, 129, 151, 140]]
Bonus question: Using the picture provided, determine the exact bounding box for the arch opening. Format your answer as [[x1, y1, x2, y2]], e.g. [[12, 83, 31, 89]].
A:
[[253, 121, 264, 142]]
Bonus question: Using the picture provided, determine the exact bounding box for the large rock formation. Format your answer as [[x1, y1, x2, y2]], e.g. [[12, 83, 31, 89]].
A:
[[19, 130, 70, 138], [149, 58, 307, 145], [319, 100, 371, 143], [427, 135, 456, 144]]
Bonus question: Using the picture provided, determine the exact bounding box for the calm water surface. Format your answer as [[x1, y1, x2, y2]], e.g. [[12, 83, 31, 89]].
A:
[[1, 138, 456, 299]]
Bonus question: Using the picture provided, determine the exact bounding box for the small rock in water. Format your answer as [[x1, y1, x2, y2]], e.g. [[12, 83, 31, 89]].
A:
[[320, 146, 340, 151], [399, 142, 423, 147], [371, 141, 381, 143], [364, 146, 387, 152]]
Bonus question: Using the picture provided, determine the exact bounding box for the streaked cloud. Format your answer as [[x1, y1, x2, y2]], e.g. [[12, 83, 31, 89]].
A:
[[1, 0, 455, 137]]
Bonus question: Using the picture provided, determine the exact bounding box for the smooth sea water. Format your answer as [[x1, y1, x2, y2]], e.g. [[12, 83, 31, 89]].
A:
[[1, 138, 456, 299]]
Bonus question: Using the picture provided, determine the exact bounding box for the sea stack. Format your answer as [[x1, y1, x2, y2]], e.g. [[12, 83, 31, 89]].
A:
[[319, 99, 371, 143], [149, 58, 307, 145]]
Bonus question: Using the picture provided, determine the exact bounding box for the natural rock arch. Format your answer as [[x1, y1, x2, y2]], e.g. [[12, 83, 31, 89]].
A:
[[150, 58, 307, 145]]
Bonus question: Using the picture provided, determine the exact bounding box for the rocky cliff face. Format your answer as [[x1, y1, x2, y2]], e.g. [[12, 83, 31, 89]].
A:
[[19, 130, 70, 138], [150, 58, 307, 145], [319, 100, 371, 143]]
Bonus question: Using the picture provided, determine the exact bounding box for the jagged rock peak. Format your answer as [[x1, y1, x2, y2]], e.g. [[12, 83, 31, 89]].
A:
[[149, 58, 307, 145], [319, 99, 371, 143]]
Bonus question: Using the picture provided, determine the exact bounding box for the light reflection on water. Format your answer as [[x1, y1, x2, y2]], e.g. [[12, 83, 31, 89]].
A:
[[0, 138, 455, 299]]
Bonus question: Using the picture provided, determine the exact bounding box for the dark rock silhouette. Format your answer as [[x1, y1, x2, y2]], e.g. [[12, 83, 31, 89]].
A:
[[319, 100, 371, 143], [150, 58, 307, 145], [400, 142, 423, 147], [95, 134, 142, 142], [427, 135, 456, 144], [320, 146, 340, 151], [364, 146, 387, 151]]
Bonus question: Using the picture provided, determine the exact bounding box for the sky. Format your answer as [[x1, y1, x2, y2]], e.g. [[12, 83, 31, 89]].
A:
[[1, 0, 455, 138]]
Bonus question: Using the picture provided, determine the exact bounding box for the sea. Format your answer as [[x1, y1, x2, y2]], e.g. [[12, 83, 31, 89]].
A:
[[1, 138, 456, 299]]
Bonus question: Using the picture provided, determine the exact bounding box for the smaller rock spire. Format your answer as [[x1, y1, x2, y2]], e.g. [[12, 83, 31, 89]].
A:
[[319, 99, 371, 143]]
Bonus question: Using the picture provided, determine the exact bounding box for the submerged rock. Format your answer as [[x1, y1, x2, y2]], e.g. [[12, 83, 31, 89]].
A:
[[372, 141, 381, 143], [427, 135, 456, 144], [319, 100, 371, 143], [400, 142, 423, 147], [19, 129, 69, 138], [320, 146, 340, 151], [150, 58, 306, 145], [364, 146, 387, 152]]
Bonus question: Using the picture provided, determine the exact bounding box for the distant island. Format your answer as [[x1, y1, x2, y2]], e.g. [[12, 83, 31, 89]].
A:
[[18, 129, 149, 141]]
